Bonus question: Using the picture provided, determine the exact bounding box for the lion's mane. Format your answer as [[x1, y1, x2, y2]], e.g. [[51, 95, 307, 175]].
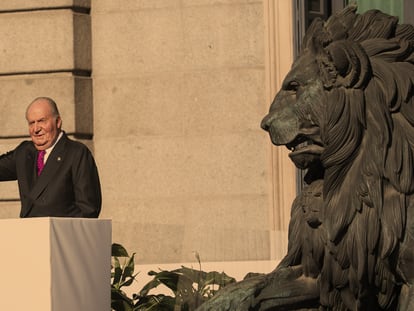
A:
[[297, 5, 414, 310]]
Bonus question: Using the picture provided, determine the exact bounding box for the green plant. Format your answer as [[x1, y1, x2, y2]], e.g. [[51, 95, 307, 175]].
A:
[[111, 243, 137, 311], [111, 244, 237, 311]]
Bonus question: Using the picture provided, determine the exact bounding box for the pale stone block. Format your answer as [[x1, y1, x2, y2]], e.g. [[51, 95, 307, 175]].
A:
[[0, 181, 19, 201], [93, 0, 260, 13], [95, 133, 269, 199], [182, 4, 264, 68], [111, 220, 271, 264], [0, 10, 91, 74], [93, 0, 180, 12], [92, 8, 184, 76], [0, 0, 90, 11], [93, 68, 266, 138], [96, 132, 272, 262], [182, 225, 270, 262], [0, 201, 20, 219], [0, 74, 92, 137], [102, 194, 269, 231], [182, 0, 261, 5], [111, 220, 185, 264], [92, 3, 263, 75], [101, 193, 272, 262]]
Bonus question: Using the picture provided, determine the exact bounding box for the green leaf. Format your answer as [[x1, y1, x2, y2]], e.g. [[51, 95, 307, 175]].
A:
[[120, 274, 138, 288], [112, 243, 129, 257], [113, 257, 123, 286], [111, 287, 134, 311], [154, 271, 190, 293], [175, 266, 205, 288], [122, 253, 136, 281], [140, 270, 195, 297], [139, 277, 162, 296], [203, 271, 236, 288], [135, 294, 176, 311]]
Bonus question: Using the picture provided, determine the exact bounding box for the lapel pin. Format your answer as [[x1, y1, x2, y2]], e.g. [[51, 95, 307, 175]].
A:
[[57, 157, 62, 162]]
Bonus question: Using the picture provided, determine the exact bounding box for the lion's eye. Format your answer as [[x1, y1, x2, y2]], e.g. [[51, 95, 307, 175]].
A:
[[285, 80, 299, 91]]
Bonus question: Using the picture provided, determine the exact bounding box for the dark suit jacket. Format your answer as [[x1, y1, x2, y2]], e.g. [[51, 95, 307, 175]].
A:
[[0, 133, 101, 217]]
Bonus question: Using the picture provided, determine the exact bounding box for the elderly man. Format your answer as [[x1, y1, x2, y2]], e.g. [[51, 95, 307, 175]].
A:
[[0, 97, 101, 217]]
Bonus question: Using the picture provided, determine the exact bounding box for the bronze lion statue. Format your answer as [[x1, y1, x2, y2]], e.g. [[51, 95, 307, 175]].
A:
[[197, 4, 414, 311]]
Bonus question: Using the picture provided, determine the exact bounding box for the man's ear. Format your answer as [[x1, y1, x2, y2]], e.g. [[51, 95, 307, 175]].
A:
[[57, 116, 62, 129]]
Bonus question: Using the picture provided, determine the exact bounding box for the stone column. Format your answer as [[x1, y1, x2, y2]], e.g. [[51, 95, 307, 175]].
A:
[[263, 0, 297, 260]]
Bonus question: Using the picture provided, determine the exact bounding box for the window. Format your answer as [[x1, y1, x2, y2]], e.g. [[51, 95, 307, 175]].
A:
[[293, 0, 347, 58]]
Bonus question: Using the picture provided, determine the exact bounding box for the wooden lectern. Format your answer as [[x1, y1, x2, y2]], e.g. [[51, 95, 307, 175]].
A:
[[0, 217, 111, 310]]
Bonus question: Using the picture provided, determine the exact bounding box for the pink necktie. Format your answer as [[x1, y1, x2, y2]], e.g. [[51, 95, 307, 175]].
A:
[[37, 150, 46, 176]]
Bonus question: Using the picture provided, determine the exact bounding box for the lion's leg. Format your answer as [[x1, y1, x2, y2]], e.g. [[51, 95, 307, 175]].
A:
[[397, 241, 414, 310], [254, 265, 320, 311], [397, 197, 414, 310], [397, 236, 414, 311], [195, 274, 267, 311], [398, 284, 414, 311], [195, 265, 319, 311]]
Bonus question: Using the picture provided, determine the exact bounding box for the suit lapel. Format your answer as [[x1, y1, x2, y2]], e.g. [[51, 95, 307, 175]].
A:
[[29, 135, 67, 201], [26, 147, 37, 189], [20, 144, 44, 217]]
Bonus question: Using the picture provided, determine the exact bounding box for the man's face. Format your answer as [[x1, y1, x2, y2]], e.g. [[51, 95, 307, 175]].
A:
[[26, 100, 62, 150]]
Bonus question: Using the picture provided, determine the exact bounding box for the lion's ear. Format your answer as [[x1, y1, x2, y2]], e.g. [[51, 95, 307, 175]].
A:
[[325, 41, 371, 89]]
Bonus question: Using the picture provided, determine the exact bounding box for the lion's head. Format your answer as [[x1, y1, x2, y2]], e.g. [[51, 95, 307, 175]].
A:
[[261, 4, 414, 310], [262, 4, 414, 185], [261, 3, 414, 214]]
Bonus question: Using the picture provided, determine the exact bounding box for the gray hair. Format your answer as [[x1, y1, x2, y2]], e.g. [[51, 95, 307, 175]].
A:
[[26, 97, 60, 119]]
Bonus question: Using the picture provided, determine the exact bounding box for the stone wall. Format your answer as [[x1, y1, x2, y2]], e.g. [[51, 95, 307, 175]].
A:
[[0, 0, 296, 267]]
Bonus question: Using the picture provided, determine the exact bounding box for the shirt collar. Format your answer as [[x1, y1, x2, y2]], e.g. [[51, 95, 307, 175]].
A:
[[44, 131, 63, 159]]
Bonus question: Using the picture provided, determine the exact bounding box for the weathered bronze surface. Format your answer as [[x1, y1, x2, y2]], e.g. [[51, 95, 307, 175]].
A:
[[197, 4, 414, 310]]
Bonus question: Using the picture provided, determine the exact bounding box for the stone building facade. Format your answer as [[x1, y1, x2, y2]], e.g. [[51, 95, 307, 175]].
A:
[[0, 0, 296, 278]]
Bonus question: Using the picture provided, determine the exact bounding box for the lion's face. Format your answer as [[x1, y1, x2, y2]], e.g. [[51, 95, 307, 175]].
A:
[[261, 50, 326, 171]]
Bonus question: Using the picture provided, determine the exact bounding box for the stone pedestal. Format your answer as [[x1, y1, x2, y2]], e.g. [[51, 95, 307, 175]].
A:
[[0, 217, 111, 311]]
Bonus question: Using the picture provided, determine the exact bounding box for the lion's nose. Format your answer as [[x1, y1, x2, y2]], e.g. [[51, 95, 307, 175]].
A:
[[261, 114, 271, 131]]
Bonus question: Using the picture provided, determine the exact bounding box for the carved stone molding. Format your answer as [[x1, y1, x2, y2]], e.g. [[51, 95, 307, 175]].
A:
[[263, 0, 296, 258]]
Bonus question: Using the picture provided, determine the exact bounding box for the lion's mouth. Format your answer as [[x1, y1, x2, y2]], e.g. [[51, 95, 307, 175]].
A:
[[286, 135, 324, 170]]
